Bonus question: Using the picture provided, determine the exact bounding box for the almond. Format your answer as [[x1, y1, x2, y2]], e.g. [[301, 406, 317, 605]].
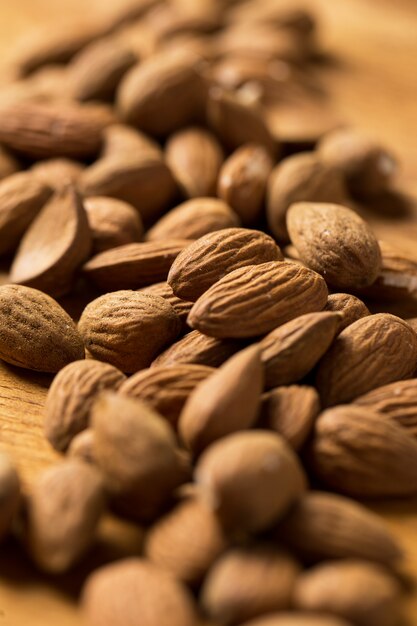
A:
[[120, 363, 214, 428], [315, 314, 417, 406], [83, 239, 190, 291], [44, 359, 126, 452], [325, 293, 370, 331], [84, 196, 144, 254], [152, 329, 242, 368], [31, 158, 84, 190], [195, 431, 307, 533], [10, 186, 92, 297], [188, 261, 328, 338], [0, 284, 84, 372], [146, 197, 240, 241], [78, 290, 181, 373], [0, 145, 20, 181], [309, 405, 417, 497], [168, 228, 283, 301], [354, 379, 417, 436], [286, 202, 381, 289], [258, 311, 341, 389], [67, 428, 95, 465], [238, 615, 353, 626], [166, 126, 224, 198], [139, 282, 193, 328], [0, 453, 20, 542]]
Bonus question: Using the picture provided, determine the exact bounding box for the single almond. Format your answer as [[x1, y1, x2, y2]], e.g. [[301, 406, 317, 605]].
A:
[[139, 282, 193, 328], [354, 379, 417, 436], [325, 293, 370, 332], [67, 428, 95, 465], [31, 158, 84, 190], [238, 614, 353, 626], [152, 329, 242, 368], [84, 196, 143, 254], [0, 453, 20, 542]]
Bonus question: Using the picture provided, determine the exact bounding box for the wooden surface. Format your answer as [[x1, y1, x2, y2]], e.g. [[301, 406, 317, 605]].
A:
[[0, 0, 417, 624]]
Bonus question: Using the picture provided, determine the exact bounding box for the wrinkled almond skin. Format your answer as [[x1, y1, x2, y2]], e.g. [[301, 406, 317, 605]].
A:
[[147, 198, 240, 241], [259, 311, 341, 389], [354, 379, 417, 436], [82, 558, 198, 626], [166, 126, 224, 198], [293, 560, 402, 626], [0, 284, 84, 372], [44, 360, 126, 452], [260, 385, 320, 451], [152, 329, 242, 368], [195, 431, 307, 533], [25, 460, 105, 573], [309, 405, 417, 497], [239, 615, 352, 626], [168, 228, 283, 301], [85, 196, 144, 254], [315, 313, 417, 406], [31, 158, 84, 190], [188, 261, 328, 338], [120, 364, 214, 428], [201, 545, 300, 625], [0, 453, 20, 542], [325, 293, 370, 332], [139, 282, 193, 328], [275, 491, 402, 567], [83, 240, 189, 291], [286, 202, 382, 289], [78, 291, 181, 373], [179, 346, 263, 455]]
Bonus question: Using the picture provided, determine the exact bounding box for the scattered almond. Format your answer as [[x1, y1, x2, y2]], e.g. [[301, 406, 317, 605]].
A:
[[31, 158, 84, 190], [325, 293, 370, 331], [67, 428, 95, 464], [139, 282, 193, 328], [84, 196, 144, 254], [152, 329, 242, 368]]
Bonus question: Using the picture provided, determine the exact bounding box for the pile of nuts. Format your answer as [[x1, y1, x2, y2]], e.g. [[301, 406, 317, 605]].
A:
[[0, 0, 417, 625]]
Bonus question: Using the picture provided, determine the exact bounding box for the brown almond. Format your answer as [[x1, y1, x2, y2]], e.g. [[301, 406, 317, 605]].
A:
[[82, 558, 198, 626], [84, 196, 144, 254], [152, 329, 242, 368], [286, 202, 382, 289], [354, 379, 417, 436], [188, 261, 328, 338], [139, 282, 193, 328], [0, 145, 20, 181], [195, 431, 307, 533], [92, 393, 186, 521], [218, 144, 274, 224], [309, 405, 417, 497], [238, 615, 352, 626], [120, 363, 214, 428], [0, 453, 20, 542], [45, 360, 126, 452], [147, 197, 240, 241], [31, 158, 84, 190], [10, 186, 92, 297], [166, 126, 224, 198], [67, 428, 95, 465], [78, 290, 181, 373], [25, 460, 105, 572], [261, 385, 320, 451], [266, 153, 346, 241], [293, 560, 401, 626], [0, 172, 52, 255], [325, 293, 370, 331], [168, 228, 283, 301], [259, 311, 341, 389], [315, 313, 417, 406], [201, 544, 300, 625], [83, 239, 189, 291], [0, 284, 84, 372], [275, 491, 402, 566]]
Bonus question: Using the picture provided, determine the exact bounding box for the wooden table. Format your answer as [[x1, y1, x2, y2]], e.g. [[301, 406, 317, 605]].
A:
[[0, 0, 417, 624]]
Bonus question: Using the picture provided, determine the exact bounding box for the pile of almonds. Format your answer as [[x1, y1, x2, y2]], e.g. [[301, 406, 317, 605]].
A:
[[1, 0, 417, 625]]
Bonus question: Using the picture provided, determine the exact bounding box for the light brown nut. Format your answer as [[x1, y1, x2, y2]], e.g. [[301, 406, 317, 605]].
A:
[[188, 261, 328, 338], [218, 144, 274, 224], [261, 385, 320, 451], [78, 291, 181, 373], [25, 460, 105, 573], [259, 311, 341, 389], [152, 329, 242, 368], [67, 428, 95, 464], [139, 282, 193, 328], [147, 198, 240, 241], [318, 128, 397, 196], [195, 431, 307, 533], [10, 186, 92, 297], [83, 239, 190, 291], [85, 196, 143, 254], [0, 172, 52, 255], [0, 453, 20, 542], [0, 145, 20, 181], [238, 614, 353, 626], [31, 158, 84, 190], [117, 52, 207, 136], [45, 360, 126, 452], [82, 558, 198, 626], [309, 405, 417, 498], [0, 284, 84, 372], [201, 545, 300, 625], [293, 560, 402, 626], [286, 202, 382, 289], [120, 364, 214, 428], [315, 313, 417, 406], [168, 228, 282, 301], [92, 393, 186, 521], [325, 293, 370, 332], [275, 491, 402, 567], [0, 100, 113, 159], [145, 495, 228, 586], [354, 379, 417, 436], [166, 126, 224, 198], [266, 153, 346, 241], [179, 346, 263, 455]]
